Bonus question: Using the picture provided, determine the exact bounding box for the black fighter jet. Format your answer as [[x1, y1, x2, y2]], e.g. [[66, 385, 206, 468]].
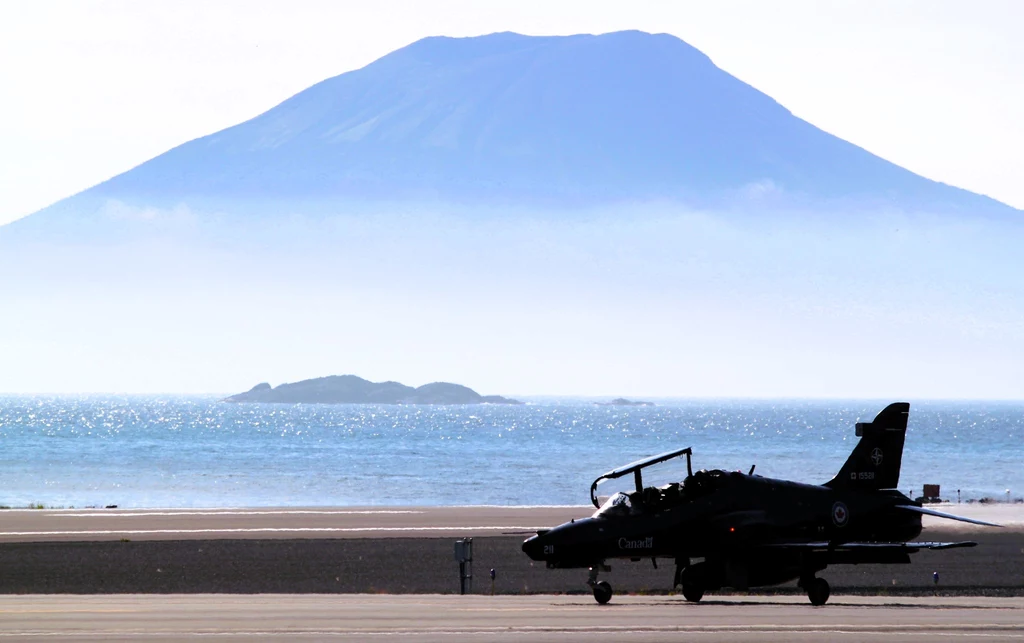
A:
[[522, 402, 999, 605]]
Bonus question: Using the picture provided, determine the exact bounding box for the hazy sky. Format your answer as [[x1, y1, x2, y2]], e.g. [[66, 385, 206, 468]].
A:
[[1, 0, 1022, 226]]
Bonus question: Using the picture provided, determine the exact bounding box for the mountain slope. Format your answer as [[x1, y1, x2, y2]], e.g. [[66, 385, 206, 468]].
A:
[[13, 30, 1018, 224]]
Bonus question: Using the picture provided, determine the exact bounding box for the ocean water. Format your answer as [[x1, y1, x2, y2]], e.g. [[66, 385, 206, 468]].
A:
[[0, 397, 1020, 508]]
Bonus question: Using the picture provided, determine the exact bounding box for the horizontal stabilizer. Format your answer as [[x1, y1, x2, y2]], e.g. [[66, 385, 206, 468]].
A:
[[895, 505, 1002, 528]]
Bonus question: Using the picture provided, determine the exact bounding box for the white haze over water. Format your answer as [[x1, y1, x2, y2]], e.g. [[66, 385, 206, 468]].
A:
[[1, 202, 1021, 399]]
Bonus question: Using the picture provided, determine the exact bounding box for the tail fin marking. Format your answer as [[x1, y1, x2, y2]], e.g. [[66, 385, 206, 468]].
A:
[[824, 402, 909, 491]]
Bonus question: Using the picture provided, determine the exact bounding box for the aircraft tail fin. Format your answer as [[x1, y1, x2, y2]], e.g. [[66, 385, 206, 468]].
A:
[[824, 402, 908, 491]]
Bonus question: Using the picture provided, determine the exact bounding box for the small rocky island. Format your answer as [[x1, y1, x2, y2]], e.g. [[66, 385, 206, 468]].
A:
[[596, 398, 655, 407], [223, 375, 521, 405]]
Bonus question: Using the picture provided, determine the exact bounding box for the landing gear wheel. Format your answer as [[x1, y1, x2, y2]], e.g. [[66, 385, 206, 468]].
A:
[[680, 566, 705, 603], [592, 580, 613, 604], [807, 577, 830, 606]]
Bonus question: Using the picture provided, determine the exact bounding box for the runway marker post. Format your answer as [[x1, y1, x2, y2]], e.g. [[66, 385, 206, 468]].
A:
[[454, 538, 473, 595]]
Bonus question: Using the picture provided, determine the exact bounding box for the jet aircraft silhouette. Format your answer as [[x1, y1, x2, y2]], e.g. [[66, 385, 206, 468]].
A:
[[522, 403, 999, 605]]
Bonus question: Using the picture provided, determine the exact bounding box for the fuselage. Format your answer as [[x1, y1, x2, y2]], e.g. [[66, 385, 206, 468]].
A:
[[530, 405, 981, 604], [522, 470, 921, 569]]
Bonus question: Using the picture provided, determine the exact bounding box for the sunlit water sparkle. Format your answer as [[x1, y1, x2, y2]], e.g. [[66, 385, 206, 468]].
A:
[[0, 397, 1020, 507]]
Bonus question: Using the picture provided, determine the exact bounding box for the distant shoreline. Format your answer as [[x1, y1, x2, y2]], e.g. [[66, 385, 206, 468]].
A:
[[223, 375, 521, 405]]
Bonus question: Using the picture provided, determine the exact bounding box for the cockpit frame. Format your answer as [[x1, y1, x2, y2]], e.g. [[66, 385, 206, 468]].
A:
[[589, 447, 693, 508]]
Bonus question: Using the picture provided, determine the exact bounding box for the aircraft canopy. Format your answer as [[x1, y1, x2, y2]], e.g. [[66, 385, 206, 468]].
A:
[[592, 491, 634, 518], [589, 447, 693, 508]]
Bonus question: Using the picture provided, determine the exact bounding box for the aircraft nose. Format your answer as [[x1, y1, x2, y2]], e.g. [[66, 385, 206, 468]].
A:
[[522, 531, 548, 561]]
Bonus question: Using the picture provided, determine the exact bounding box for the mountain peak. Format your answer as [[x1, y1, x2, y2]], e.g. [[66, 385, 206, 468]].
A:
[[10, 30, 1018, 226]]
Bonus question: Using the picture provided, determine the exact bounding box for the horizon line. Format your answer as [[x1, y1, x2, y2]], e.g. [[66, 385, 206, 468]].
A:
[[2, 392, 1023, 403]]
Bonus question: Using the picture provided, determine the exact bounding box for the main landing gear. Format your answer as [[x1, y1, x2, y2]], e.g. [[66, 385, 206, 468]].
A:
[[800, 575, 831, 606], [587, 565, 613, 604], [588, 561, 829, 606], [674, 562, 705, 603]]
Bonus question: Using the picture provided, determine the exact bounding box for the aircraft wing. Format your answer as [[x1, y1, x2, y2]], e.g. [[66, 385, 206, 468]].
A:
[[762, 541, 977, 551], [757, 540, 976, 564], [910, 541, 979, 550]]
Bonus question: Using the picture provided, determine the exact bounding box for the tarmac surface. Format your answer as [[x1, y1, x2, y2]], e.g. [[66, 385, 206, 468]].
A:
[[1, 503, 1017, 542], [0, 506, 1021, 640], [0, 505, 1020, 595], [0, 594, 1021, 642], [0, 506, 579, 542]]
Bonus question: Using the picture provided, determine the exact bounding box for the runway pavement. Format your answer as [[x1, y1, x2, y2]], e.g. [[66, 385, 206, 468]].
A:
[[0, 504, 1017, 542], [0, 505, 1019, 596], [0, 594, 1021, 642], [0, 506, 586, 542]]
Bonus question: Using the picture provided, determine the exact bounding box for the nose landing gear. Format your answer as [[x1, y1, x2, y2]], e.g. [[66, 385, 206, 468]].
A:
[[587, 565, 613, 604]]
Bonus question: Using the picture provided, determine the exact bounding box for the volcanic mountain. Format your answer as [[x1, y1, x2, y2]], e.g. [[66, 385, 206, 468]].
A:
[[1, 31, 1022, 398], [10, 30, 1018, 230]]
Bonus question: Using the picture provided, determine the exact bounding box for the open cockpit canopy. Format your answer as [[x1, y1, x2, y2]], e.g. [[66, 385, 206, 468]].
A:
[[589, 447, 693, 508], [589, 447, 748, 515]]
